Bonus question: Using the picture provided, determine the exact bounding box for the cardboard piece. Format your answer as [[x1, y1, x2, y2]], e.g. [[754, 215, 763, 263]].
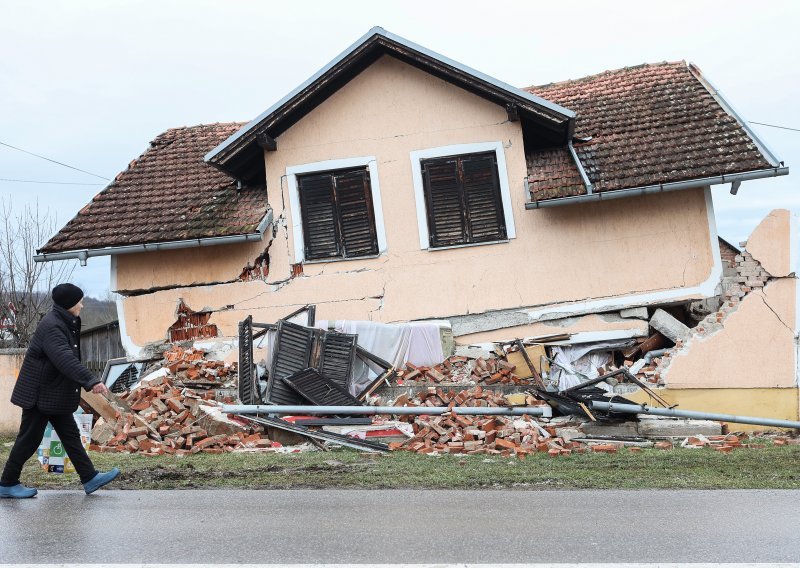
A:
[[506, 345, 549, 378]]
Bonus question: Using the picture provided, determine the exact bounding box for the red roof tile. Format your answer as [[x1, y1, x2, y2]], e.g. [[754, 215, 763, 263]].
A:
[[39, 123, 269, 253], [525, 62, 773, 200]]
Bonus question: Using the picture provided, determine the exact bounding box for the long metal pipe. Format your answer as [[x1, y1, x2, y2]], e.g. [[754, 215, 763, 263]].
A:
[[525, 167, 789, 209], [34, 209, 273, 264], [590, 400, 800, 429], [222, 404, 552, 417]]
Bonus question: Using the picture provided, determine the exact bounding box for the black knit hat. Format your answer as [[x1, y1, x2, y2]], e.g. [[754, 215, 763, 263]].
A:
[[52, 283, 84, 310]]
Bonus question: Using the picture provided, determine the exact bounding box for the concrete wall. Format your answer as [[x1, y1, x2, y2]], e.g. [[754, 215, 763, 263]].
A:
[[112, 55, 717, 353], [0, 349, 24, 436]]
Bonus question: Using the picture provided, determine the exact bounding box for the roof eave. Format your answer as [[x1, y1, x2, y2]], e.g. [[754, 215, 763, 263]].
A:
[[35, 209, 274, 263], [526, 166, 790, 209], [205, 27, 575, 167]]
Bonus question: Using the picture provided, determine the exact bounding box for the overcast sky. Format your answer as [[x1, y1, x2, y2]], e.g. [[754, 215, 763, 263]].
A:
[[1, 0, 798, 297]]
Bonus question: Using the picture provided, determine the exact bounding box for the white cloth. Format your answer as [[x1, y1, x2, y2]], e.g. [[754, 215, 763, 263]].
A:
[[549, 339, 634, 390], [316, 319, 445, 394]]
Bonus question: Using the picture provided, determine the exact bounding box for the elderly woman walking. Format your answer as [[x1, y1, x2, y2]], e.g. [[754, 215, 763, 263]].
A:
[[0, 284, 120, 498]]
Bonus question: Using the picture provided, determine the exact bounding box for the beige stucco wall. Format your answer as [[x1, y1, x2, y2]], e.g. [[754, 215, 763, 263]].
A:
[[665, 208, 798, 390], [114, 55, 716, 349], [0, 349, 24, 435], [665, 278, 796, 388], [747, 209, 792, 277]]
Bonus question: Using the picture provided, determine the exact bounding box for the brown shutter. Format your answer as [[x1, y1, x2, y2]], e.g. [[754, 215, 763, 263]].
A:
[[461, 153, 506, 242], [298, 168, 379, 260], [333, 169, 379, 257], [298, 173, 341, 260], [422, 158, 466, 247], [422, 152, 506, 247]]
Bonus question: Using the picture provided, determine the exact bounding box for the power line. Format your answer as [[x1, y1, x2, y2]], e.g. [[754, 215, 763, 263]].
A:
[[749, 121, 800, 133], [0, 178, 105, 186], [0, 141, 110, 180]]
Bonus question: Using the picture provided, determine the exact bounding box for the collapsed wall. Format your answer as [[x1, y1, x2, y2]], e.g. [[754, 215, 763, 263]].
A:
[[626, 209, 799, 425]]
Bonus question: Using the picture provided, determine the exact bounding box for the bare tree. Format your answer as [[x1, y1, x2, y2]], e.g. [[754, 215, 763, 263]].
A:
[[0, 198, 75, 347]]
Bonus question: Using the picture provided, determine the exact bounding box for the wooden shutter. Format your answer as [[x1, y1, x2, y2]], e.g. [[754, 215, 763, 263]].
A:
[[461, 153, 506, 242], [298, 168, 378, 260], [334, 169, 378, 257], [422, 152, 506, 247], [422, 158, 467, 247], [298, 173, 340, 260]]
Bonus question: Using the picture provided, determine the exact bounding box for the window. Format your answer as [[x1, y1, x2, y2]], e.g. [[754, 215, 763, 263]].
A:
[[421, 151, 507, 248], [297, 167, 379, 260]]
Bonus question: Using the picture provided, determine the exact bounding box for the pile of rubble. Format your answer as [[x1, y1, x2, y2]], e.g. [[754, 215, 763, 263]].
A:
[[161, 346, 237, 390], [390, 386, 582, 457], [89, 373, 273, 455], [680, 433, 798, 452], [87, 347, 275, 455], [397, 356, 535, 386]]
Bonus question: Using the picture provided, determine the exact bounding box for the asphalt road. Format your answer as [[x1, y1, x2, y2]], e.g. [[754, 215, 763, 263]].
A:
[[1, 489, 798, 564]]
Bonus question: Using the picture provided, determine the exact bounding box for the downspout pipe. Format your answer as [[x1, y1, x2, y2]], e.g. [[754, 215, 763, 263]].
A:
[[526, 167, 789, 209], [222, 404, 552, 418], [567, 140, 593, 195], [34, 209, 273, 265], [590, 400, 800, 430]]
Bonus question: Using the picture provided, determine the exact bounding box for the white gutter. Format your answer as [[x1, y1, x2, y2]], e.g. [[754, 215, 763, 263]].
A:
[[526, 166, 789, 209], [204, 26, 574, 163], [34, 209, 273, 265]]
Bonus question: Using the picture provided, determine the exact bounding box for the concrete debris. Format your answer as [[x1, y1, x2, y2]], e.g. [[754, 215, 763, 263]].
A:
[[649, 309, 691, 343], [620, 306, 648, 319]]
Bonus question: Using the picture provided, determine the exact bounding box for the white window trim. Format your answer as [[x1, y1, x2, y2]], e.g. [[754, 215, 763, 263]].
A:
[[286, 156, 387, 264], [409, 141, 516, 250]]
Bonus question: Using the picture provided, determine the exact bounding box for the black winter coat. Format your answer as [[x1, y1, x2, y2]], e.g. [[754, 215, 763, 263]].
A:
[[11, 305, 100, 415]]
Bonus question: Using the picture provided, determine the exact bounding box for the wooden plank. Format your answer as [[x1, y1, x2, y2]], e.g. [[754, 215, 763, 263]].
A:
[[80, 390, 120, 422]]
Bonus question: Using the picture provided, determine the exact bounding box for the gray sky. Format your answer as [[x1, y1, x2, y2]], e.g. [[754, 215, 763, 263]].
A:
[[1, 0, 798, 297]]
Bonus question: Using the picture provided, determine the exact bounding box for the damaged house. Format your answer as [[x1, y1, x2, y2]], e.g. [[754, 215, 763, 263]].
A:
[[36, 28, 798, 425]]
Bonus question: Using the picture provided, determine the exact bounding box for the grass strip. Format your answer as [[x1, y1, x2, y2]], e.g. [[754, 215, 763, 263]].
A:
[[2, 436, 799, 490]]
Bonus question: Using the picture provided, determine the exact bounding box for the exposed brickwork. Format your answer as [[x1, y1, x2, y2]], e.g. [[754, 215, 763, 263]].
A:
[[655, 246, 773, 384]]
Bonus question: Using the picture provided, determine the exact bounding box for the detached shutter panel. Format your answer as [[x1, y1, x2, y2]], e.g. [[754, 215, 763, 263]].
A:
[[422, 159, 466, 247], [462, 153, 506, 242], [298, 173, 340, 260], [334, 170, 378, 257]]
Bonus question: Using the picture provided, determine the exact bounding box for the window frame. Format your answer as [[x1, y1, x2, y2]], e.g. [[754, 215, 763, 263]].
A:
[[287, 156, 387, 263], [410, 141, 516, 250]]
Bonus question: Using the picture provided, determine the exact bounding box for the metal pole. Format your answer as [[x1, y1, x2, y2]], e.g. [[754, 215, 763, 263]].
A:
[[590, 400, 800, 429], [221, 404, 552, 417]]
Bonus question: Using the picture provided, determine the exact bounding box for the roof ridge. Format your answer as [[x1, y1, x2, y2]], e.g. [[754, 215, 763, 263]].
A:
[[525, 60, 687, 91]]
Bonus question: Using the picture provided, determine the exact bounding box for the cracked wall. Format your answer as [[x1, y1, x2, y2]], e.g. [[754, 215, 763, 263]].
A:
[[661, 209, 798, 389], [112, 55, 718, 352]]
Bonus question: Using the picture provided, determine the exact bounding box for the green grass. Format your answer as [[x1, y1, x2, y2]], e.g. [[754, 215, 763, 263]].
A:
[[3, 436, 799, 490]]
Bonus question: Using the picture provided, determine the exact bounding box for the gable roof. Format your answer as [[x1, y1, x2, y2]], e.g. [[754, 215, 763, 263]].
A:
[[35, 54, 787, 259], [37, 123, 270, 257], [204, 26, 576, 182], [525, 62, 785, 205]]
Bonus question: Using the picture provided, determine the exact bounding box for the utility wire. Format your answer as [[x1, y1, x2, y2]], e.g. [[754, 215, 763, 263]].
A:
[[0, 141, 110, 180], [0, 178, 105, 186], [749, 121, 800, 133]]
